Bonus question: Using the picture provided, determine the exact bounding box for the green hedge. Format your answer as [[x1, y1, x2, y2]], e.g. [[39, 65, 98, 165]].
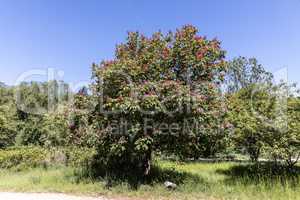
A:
[[0, 146, 47, 169], [0, 146, 96, 170]]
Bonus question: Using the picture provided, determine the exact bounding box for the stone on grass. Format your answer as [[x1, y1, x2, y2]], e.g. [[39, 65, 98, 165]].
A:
[[164, 181, 177, 190]]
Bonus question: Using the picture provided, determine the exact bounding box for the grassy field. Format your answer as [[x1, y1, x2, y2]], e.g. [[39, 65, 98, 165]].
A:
[[0, 161, 299, 200]]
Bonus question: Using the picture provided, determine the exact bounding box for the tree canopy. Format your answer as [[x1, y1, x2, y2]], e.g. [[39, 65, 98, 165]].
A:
[[91, 25, 229, 177]]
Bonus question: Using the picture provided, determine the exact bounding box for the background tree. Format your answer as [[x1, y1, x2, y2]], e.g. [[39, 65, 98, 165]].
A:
[[226, 57, 278, 162], [68, 86, 96, 147], [40, 105, 70, 147], [226, 57, 273, 93], [284, 96, 300, 167], [263, 83, 300, 167], [0, 84, 17, 148], [0, 81, 71, 147], [228, 83, 277, 161]]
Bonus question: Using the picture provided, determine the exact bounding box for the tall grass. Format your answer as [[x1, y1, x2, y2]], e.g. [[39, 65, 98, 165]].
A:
[[0, 161, 299, 200]]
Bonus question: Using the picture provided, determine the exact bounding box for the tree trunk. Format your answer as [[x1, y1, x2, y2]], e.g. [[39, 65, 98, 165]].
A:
[[143, 150, 152, 176], [249, 148, 260, 162]]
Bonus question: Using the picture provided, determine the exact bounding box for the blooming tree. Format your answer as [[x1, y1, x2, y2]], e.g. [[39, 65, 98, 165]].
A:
[[91, 25, 228, 178]]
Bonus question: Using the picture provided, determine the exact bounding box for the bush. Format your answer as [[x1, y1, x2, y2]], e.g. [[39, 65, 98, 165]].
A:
[[15, 119, 44, 146], [0, 103, 17, 149], [0, 146, 97, 171], [63, 147, 96, 167], [0, 146, 47, 169]]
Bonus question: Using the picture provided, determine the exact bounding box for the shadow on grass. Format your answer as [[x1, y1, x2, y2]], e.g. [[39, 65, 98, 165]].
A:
[[146, 165, 204, 185], [72, 164, 204, 190], [216, 163, 300, 187]]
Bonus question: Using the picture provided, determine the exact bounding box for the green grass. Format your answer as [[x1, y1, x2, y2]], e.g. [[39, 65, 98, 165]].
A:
[[0, 161, 299, 200]]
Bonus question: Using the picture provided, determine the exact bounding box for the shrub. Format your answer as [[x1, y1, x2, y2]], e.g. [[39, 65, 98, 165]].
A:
[[40, 105, 70, 147], [0, 103, 17, 149], [63, 147, 97, 167], [0, 146, 97, 171], [0, 146, 47, 169], [15, 119, 44, 146]]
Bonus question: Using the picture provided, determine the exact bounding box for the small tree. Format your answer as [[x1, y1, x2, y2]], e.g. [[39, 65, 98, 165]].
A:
[[68, 87, 96, 147], [0, 85, 17, 148], [263, 83, 300, 168], [41, 105, 69, 147], [226, 57, 276, 162], [284, 97, 300, 167], [91, 25, 228, 179], [228, 84, 277, 162], [0, 104, 17, 148]]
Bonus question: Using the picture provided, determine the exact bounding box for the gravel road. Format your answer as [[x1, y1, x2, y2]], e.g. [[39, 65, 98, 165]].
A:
[[0, 192, 109, 200]]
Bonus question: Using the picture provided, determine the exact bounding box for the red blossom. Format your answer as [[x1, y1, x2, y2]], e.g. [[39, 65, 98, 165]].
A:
[[194, 36, 203, 42], [162, 47, 170, 58], [196, 51, 205, 60], [117, 96, 123, 102], [196, 47, 209, 60], [143, 64, 149, 71]]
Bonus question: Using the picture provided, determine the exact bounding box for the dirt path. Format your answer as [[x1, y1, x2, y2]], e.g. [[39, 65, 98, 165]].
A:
[[0, 192, 109, 200]]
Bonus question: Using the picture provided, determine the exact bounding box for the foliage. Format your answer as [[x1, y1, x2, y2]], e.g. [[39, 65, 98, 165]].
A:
[[91, 25, 229, 178], [0, 103, 17, 148], [263, 83, 300, 167], [228, 83, 277, 161], [226, 58, 278, 162], [0, 146, 47, 169], [0, 25, 299, 181], [67, 88, 97, 147], [63, 147, 97, 167], [0, 146, 97, 171], [0, 85, 17, 148], [226, 57, 273, 93], [15, 118, 45, 146], [15, 80, 70, 115], [283, 97, 300, 167], [228, 78, 300, 167], [0, 81, 71, 148], [39, 105, 70, 147]]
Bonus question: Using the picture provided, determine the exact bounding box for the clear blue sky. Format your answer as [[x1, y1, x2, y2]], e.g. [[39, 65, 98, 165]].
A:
[[0, 0, 299, 85]]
